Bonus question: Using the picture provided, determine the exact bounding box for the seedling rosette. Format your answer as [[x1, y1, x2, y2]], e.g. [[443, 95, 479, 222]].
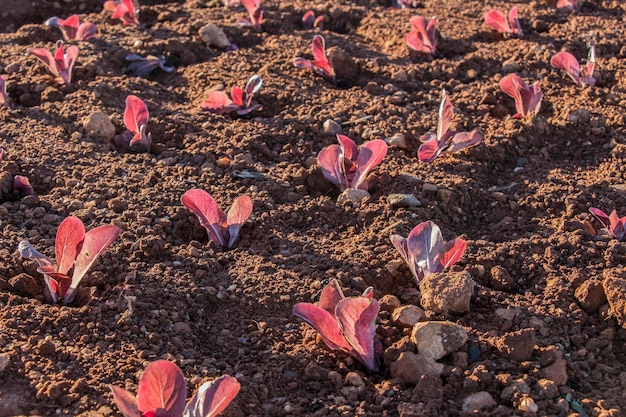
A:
[[237, 0, 263, 31], [418, 89, 484, 163], [110, 360, 240, 417], [499, 73, 543, 119], [113, 95, 152, 152], [104, 0, 140, 26], [484, 6, 523, 37], [181, 189, 253, 249], [391, 220, 466, 285], [317, 134, 387, 192], [550, 44, 595, 87], [125, 54, 176, 77], [589, 207, 626, 241], [293, 279, 381, 372], [406, 16, 437, 54], [18, 216, 121, 304], [294, 35, 336, 84], [201, 75, 262, 115], [45, 14, 97, 41], [30, 40, 79, 85], [302, 10, 324, 30]]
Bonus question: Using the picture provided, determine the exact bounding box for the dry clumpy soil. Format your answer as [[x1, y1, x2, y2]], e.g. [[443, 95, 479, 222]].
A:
[[1, 0, 626, 416]]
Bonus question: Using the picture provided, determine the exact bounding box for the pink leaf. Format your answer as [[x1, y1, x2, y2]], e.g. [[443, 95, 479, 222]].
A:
[[508, 6, 523, 37], [110, 385, 141, 417], [589, 207, 611, 229], [551, 52, 581, 86], [317, 144, 346, 188], [335, 295, 380, 372], [292, 302, 352, 351], [241, 0, 262, 30], [484, 10, 510, 34], [351, 139, 388, 190], [557, 0, 580, 11], [318, 278, 344, 314], [181, 189, 227, 247], [183, 375, 240, 417], [136, 360, 187, 416], [124, 95, 149, 136], [55, 216, 85, 276], [230, 86, 244, 108], [390, 234, 424, 282], [76, 22, 98, 40], [201, 91, 238, 115], [417, 133, 447, 163], [226, 195, 253, 249], [440, 238, 467, 269], [406, 16, 436, 54], [30, 47, 59, 77], [336, 134, 358, 163], [244, 75, 262, 107], [302, 10, 315, 29], [311, 35, 335, 81], [499, 73, 542, 118], [13, 175, 34, 196], [446, 130, 484, 154], [437, 89, 453, 140]]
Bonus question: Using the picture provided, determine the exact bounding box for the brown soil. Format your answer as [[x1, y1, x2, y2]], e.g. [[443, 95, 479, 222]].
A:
[[1, 0, 626, 416]]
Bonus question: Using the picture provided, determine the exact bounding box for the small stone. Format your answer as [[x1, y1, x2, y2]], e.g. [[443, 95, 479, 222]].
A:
[[568, 108, 591, 124], [462, 391, 496, 412], [344, 372, 364, 387], [387, 193, 421, 208], [0, 355, 9, 373], [411, 321, 468, 360], [337, 188, 370, 204], [83, 112, 116, 143], [466, 69, 478, 79], [495, 308, 517, 321], [438, 189, 454, 204], [537, 378, 558, 399], [385, 133, 408, 149], [327, 46, 358, 81], [496, 328, 536, 361], [422, 183, 438, 195], [379, 294, 401, 312], [389, 352, 444, 386], [216, 157, 230, 168], [8, 273, 41, 297], [392, 69, 408, 82], [502, 60, 521, 74], [5, 63, 19, 74], [500, 378, 530, 402], [392, 305, 426, 327], [575, 279, 607, 312], [419, 271, 474, 316], [198, 23, 232, 49], [541, 358, 568, 385], [489, 265, 516, 291], [518, 396, 538, 413], [173, 322, 192, 334], [602, 270, 626, 328], [532, 19, 548, 32], [323, 119, 342, 135]]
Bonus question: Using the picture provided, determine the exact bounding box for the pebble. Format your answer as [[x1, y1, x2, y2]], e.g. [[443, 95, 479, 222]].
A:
[[344, 372, 364, 387], [462, 391, 496, 412], [387, 193, 421, 208], [500, 378, 530, 402], [83, 112, 116, 143], [541, 358, 568, 385], [574, 279, 606, 312], [419, 271, 474, 316], [8, 273, 41, 297], [501, 60, 521, 74], [337, 188, 370, 204], [198, 23, 232, 49], [379, 294, 401, 312], [392, 305, 425, 327], [568, 108, 591, 124], [518, 396, 538, 413], [602, 270, 626, 328], [392, 69, 408, 82], [323, 119, 342, 135], [422, 183, 438, 195], [411, 321, 468, 360], [389, 352, 444, 385], [385, 133, 408, 149], [0, 355, 8, 373], [496, 328, 536, 361], [537, 378, 558, 399], [173, 322, 192, 334]]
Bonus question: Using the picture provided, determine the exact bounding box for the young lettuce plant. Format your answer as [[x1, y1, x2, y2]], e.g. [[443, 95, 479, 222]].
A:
[[45, 15, 97, 41], [589, 207, 626, 241], [292, 279, 381, 372], [557, 0, 581, 11], [406, 16, 437, 54], [499, 73, 543, 119], [30, 40, 79, 85], [390, 220, 466, 285], [104, 0, 140, 26], [125, 54, 176, 77], [0, 74, 9, 106], [484, 6, 523, 37], [302, 10, 324, 30], [110, 360, 240, 417], [550, 44, 595, 87], [237, 0, 262, 31], [294, 35, 335, 84], [113, 95, 152, 152], [181, 189, 253, 250], [317, 134, 388, 192], [201, 75, 262, 115], [418, 89, 484, 163], [18, 216, 121, 304]]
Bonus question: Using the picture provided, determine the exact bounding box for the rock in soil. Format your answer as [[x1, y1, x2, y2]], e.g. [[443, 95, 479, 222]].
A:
[[603, 269, 626, 328], [411, 321, 468, 360], [389, 351, 444, 385], [419, 271, 474, 316], [495, 328, 537, 362]]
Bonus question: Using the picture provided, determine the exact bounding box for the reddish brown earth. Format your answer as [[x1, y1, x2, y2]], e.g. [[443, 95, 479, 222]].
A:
[[1, 0, 626, 416]]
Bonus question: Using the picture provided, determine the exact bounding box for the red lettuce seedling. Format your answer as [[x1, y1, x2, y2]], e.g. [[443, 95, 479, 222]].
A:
[[201, 75, 263, 115], [18, 216, 121, 304], [589, 207, 626, 241], [110, 360, 240, 417], [294, 35, 336, 84], [104, 0, 140, 26], [557, 0, 581, 11], [237, 0, 263, 31], [499, 73, 543, 119], [418, 89, 484, 163], [484, 6, 523, 37], [113, 95, 152, 152], [0, 74, 9, 106], [293, 279, 381, 372], [45, 15, 97, 41], [317, 134, 388, 191], [181, 189, 253, 249], [406, 16, 437, 54], [302, 10, 324, 30], [125, 54, 176, 77], [391, 220, 466, 285], [30, 40, 79, 85], [550, 44, 595, 87]]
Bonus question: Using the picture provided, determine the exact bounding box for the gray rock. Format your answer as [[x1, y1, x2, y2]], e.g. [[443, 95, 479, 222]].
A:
[[387, 193, 421, 208], [0, 393, 26, 416], [502, 60, 521, 74], [385, 133, 408, 149], [344, 372, 364, 387], [422, 183, 438, 195], [419, 271, 474, 316], [389, 352, 444, 386], [337, 188, 370, 204], [379, 294, 401, 312], [411, 321, 468, 360], [462, 391, 496, 412], [323, 119, 342, 135], [198, 23, 232, 49], [83, 112, 116, 143], [392, 305, 426, 328]]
